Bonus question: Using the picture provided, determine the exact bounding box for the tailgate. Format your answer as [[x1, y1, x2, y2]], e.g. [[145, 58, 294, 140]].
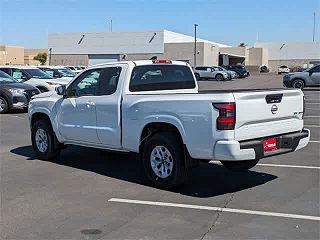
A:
[[233, 89, 304, 141]]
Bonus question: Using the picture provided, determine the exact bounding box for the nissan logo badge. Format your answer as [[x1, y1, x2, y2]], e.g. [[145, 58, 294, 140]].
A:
[[271, 104, 278, 114]]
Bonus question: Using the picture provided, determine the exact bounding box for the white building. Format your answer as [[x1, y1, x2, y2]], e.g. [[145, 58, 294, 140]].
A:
[[254, 42, 320, 71]]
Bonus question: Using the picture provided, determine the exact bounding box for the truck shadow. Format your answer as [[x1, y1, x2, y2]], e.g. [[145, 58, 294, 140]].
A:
[[11, 145, 277, 198]]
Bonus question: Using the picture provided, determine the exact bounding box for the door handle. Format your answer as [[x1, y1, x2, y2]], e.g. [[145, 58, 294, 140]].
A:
[[86, 101, 95, 108]]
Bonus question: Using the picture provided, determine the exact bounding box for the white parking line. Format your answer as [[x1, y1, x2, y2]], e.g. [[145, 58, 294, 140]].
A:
[[305, 125, 320, 128], [257, 163, 320, 170], [305, 108, 320, 110], [304, 116, 320, 118], [108, 198, 320, 221], [305, 103, 320, 105], [310, 140, 320, 143]]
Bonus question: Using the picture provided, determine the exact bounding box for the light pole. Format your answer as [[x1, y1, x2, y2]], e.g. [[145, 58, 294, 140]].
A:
[[48, 48, 52, 66], [194, 24, 198, 67], [313, 12, 316, 42], [110, 19, 113, 32]]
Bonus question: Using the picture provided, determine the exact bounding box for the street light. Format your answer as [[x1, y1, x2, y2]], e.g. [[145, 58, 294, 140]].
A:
[[48, 48, 52, 66], [194, 24, 198, 67]]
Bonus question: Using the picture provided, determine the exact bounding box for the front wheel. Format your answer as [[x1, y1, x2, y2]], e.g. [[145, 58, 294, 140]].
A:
[[31, 119, 61, 160], [215, 74, 224, 81], [292, 79, 305, 89], [221, 159, 259, 172], [142, 132, 187, 189], [0, 96, 9, 114]]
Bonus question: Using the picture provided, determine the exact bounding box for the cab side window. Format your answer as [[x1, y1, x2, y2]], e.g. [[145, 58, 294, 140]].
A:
[[66, 67, 121, 97], [66, 69, 101, 97]]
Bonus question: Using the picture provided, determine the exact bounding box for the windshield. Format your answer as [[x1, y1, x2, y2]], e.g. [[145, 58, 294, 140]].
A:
[[24, 69, 53, 79], [0, 71, 18, 83], [57, 68, 76, 77]]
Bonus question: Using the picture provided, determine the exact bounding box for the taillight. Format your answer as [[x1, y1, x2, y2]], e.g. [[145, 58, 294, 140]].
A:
[[213, 103, 236, 130], [152, 60, 172, 64]]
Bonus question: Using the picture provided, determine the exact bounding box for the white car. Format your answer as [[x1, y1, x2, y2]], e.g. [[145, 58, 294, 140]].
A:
[[29, 60, 310, 189], [278, 65, 290, 74], [66, 66, 82, 74], [193, 66, 229, 81], [37, 66, 75, 82], [0, 66, 69, 92]]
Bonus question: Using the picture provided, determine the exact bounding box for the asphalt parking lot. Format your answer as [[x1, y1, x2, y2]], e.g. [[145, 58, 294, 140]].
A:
[[0, 73, 319, 240]]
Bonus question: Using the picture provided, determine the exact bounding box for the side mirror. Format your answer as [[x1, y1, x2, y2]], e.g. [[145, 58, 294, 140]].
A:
[[56, 85, 66, 96]]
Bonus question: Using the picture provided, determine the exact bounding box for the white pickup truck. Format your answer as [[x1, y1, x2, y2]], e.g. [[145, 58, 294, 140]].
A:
[[28, 60, 310, 188]]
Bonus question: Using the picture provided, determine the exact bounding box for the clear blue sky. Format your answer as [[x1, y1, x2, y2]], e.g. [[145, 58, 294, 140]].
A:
[[0, 0, 319, 48]]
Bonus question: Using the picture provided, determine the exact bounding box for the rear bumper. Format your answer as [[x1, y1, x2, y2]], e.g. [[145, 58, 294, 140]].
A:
[[214, 129, 310, 161]]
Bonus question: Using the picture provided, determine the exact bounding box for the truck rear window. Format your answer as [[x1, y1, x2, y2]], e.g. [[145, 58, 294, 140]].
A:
[[129, 65, 195, 92]]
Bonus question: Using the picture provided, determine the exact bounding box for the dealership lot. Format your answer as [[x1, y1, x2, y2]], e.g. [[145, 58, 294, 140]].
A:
[[0, 73, 319, 239]]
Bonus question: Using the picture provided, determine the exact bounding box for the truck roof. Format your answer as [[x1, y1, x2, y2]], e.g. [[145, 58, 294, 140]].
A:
[[90, 60, 189, 68]]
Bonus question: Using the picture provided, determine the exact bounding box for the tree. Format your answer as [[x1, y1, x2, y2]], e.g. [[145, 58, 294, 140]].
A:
[[33, 52, 47, 65], [238, 42, 247, 47]]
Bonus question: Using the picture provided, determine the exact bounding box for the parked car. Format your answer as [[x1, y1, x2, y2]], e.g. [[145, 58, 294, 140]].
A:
[[224, 65, 249, 78], [29, 60, 310, 189], [37, 66, 75, 81], [66, 66, 82, 74], [0, 66, 68, 92], [193, 66, 229, 81], [283, 65, 320, 89], [0, 70, 40, 114], [213, 66, 237, 79], [260, 65, 269, 73], [278, 65, 290, 74]]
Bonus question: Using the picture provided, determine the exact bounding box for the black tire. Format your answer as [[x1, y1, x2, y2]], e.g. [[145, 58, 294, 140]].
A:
[[194, 73, 200, 81], [0, 96, 9, 114], [221, 159, 259, 172], [142, 132, 187, 189], [234, 72, 239, 78], [31, 119, 61, 160], [292, 79, 305, 89], [215, 74, 224, 81]]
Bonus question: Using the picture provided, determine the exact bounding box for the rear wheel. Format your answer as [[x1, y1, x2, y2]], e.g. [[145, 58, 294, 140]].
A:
[[194, 73, 200, 81], [31, 119, 61, 160], [0, 96, 9, 114], [292, 79, 305, 89], [142, 132, 187, 189], [221, 159, 259, 171], [215, 74, 224, 81]]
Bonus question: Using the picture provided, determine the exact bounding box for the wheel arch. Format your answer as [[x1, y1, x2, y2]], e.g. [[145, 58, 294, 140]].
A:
[[139, 122, 198, 169], [30, 112, 52, 127]]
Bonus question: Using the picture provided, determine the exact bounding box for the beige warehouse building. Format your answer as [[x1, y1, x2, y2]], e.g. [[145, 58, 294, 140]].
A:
[[0, 45, 48, 65]]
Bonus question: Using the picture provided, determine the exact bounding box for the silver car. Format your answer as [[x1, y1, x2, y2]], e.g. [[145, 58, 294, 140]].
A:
[[194, 66, 229, 81], [283, 65, 320, 89]]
